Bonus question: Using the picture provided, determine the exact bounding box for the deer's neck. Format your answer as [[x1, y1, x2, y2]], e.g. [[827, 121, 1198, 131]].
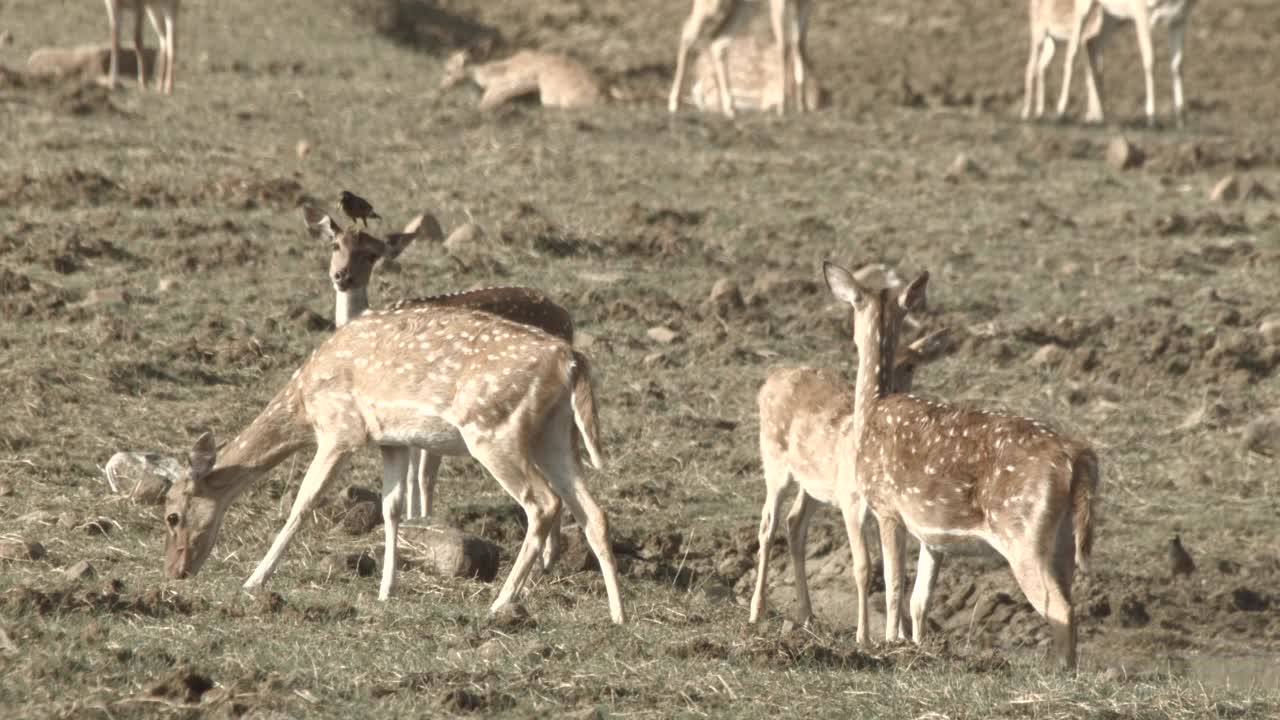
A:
[[203, 382, 312, 505], [851, 308, 900, 443], [334, 287, 369, 328]]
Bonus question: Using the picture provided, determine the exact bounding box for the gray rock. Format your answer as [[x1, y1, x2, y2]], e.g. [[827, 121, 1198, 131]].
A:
[[399, 525, 500, 582], [103, 452, 181, 505]]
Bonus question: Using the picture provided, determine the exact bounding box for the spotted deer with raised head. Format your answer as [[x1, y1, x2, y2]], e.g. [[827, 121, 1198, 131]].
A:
[[163, 302, 624, 624], [104, 0, 178, 93], [750, 322, 951, 640], [669, 0, 813, 117], [823, 261, 1098, 668], [1056, 0, 1196, 126], [303, 207, 578, 567]]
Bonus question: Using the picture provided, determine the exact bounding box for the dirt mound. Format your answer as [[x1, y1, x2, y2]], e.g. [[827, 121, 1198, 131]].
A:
[[196, 175, 311, 211], [0, 168, 124, 209], [147, 667, 215, 704], [1, 580, 204, 618]]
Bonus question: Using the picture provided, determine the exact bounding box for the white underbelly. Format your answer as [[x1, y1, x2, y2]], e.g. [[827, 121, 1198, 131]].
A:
[[370, 422, 469, 456]]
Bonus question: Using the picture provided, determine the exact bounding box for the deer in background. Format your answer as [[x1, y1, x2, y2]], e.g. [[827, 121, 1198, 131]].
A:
[[104, 0, 179, 93], [1022, 0, 1105, 122], [439, 49, 605, 110], [823, 261, 1098, 668], [1056, 0, 1197, 127], [303, 207, 578, 568], [669, 0, 813, 117], [163, 300, 625, 623], [686, 32, 823, 114], [751, 319, 951, 639]]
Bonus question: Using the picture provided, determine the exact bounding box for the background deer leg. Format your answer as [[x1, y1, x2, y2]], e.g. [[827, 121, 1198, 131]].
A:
[[841, 498, 872, 644], [785, 490, 818, 626], [749, 457, 789, 623], [878, 515, 907, 642], [909, 544, 942, 643], [378, 446, 409, 600]]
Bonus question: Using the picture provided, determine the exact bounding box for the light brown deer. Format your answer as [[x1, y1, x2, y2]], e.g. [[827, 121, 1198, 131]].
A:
[[669, 0, 813, 117], [686, 32, 822, 114], [1056, 0, 1196, 126], [104, 0, 178, 93], [823, 261, 1098, 668], [302, 207, 577, 571], [750, 326, 951, 639], [1022, 0, 1105, 121], [162, 303, 625, 623], [439, 49, 605, 110]]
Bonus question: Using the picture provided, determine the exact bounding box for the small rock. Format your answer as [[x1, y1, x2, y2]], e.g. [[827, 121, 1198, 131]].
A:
[[1231, 588, 1268, 612], [642, 351, 668, 368], [1208, 175, 1239, 203], [340, 486, 381, 506], [647, 326, 678, 344], [399, 525, 500, 581], [295, 139, 311, 160], [0, 627, 18, 656], [443, 222, 484, 253], [77, 287, 130, 308], [0, 539, 46, 561], [702, 278, 744, 316], [1117, 595, 1150, 627], [1258, 318, 1280, 345], [1106, 136, 1144, 171], [945, 152, 986, 181], [156, 276, 180, 293], [0, 31, 12, 47], [575, 331, 597, 350], [319, 550, 377, 578], [253, 590, 286, 614], [1241, 415, 1280, 457], [1030, 344, 1067, 368], [0, 481, 11, 497], [82, 517, 114, 536], [64, 559, 96, 580]]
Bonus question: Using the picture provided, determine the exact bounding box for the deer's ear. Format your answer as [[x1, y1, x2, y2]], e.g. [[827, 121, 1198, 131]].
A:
[[383, 232, 416, 260], [899, 271, 929, 314], [189, 432, 217, 479], [409, 213, 445, 243], [303, 206, 341, 241], [904, 327, 953, 365], [823, 260, 869, 308]]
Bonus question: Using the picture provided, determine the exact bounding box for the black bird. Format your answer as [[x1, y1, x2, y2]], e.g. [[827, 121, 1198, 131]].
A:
[[339, 191, 380, 227], [1168, 534, 1195, 578]]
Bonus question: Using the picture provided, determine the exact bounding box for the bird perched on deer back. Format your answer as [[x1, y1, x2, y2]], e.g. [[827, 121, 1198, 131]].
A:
[[339, 191, 380, 227], [1168, 534, 1195, 578]]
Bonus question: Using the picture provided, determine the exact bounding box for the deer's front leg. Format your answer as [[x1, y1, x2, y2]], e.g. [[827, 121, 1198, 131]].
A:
[[131, 9, 147, 89], [1055, 0, 1094, 118], [104, 0, 121, 89], [909, 543, 942, 643], [669, 8, 708, 113], [840, 497, 872, 645], [245, 442, 349, 590]]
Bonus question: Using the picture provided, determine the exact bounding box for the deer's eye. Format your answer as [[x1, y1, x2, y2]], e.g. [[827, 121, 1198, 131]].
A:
[[166, 513, 180, 529]]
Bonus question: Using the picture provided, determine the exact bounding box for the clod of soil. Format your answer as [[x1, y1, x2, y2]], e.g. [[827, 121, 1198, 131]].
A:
[[1118, 595, 1151, 628], [438, 687, 516, 714], [1106, 136, 1144, 171], [0, 539, 47, 561], [319, 550, 377, 578], [341, 500, 381, 535], [1241, 415, 1280, 457], [63, 559, 96, 580], [1231, 588, 1270, 612], [1209, 175, 1240, 203], [701, 278, 744, 317], [945, 152, 986, 181], [253, 591, 286, 615], [647, 326, 679, 344], [399, 525, 500, 582], [147, 667, 215, 704]]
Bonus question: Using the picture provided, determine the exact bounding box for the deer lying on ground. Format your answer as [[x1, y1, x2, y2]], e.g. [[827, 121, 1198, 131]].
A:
[[822, 261, 1098, 668], [303, 207, 578, 570], [1022, 0, 1105, 121], [163, 295, 625, 622], [439, 49, 605, 110], [686, 32, 822, 114], [1055, 0, 1197, 126], [750, 324, 951, 639], [104, 0, 178, 93], [669, 0, 812, 117]]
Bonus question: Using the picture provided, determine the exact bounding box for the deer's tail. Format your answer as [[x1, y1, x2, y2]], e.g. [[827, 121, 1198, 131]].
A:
[[569, 351, 604, 469], [1070, 448, 1100, 573]]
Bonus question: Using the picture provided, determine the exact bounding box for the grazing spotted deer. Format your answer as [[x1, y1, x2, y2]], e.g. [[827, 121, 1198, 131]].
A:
[[302, 207, 577, 571], [1023, 0, 1105, 121], [686, 32, 822, 114], [163, 303, 625, 624], [669, 0, 813, 117], [823, 261, 1098, 668], [104, 0, 179, 93], [1056, 0, 1197, 126], [439, 49, 605, 110], [750, 325, 951, 640]]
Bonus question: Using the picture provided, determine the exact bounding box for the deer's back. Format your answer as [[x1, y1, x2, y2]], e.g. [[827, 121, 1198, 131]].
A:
[[390, 287, 574, 344], [758, 367, 854, 503]]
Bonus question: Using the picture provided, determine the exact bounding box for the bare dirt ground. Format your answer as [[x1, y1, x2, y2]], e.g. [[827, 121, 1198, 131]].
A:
[[1, 1, 1278, 717]]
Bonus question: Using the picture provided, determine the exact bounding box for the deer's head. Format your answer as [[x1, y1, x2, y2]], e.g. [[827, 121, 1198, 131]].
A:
[[163, 432, 232, 579], [824, 260, 930, 386], [302, 206, 441, 293]]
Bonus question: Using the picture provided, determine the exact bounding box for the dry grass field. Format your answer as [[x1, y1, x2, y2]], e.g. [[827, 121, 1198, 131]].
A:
[[1, 0, 1278, 717]]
